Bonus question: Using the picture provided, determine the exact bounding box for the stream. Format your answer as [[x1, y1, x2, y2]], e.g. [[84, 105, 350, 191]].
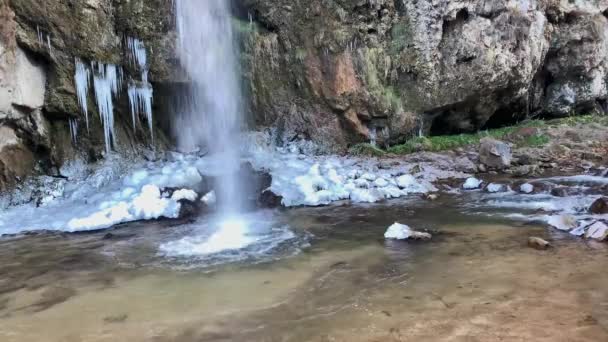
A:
[[1, 194, 607, 341]]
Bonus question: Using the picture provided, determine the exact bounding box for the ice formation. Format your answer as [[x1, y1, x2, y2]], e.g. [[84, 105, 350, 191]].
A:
[[92, 62, 121, 153], [127, 37, 148, 83], [74, 58, 91, 130], [520, 183, 534, 193], [463, 177, 483, 190], [384, 223, 414, 240], [127, 83, 154, 139], [126, 37, 154, 140], [0, 136, 472, 235]]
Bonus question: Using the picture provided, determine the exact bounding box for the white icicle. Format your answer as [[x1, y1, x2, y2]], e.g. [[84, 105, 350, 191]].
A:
[[74, 58, 91, 131], [92, 63, 119, 153], [128, 83, 154, 140], [127, 37, 148, 72]]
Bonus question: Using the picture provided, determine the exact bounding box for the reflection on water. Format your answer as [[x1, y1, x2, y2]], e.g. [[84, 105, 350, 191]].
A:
[[0, 197, 607, 341]]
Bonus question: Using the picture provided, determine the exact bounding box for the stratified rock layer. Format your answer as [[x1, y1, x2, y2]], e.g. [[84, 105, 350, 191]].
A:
[[2, 0, 608, 188]]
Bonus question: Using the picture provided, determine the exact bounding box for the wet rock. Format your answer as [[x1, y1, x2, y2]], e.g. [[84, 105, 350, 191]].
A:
[[384, 223, 431, 241], [589, 197, 608, 214], [528, 237, 551, 250], [463, 177, 483, 190], [584, 221, 608, 241], [511, 165, 539, 177], [177, 199, 201, 219], [453, 156, 477, 173], [551, 187, 579, 197], [422, 193, 439, 201], [479, 138, 512, 170], [258, 189, 283, 208]]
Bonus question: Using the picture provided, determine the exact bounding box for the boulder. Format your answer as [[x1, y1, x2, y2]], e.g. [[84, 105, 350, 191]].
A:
[[589, 197, 608, 214], [479, 138, 512, 169], [384, 223, 431, 241], [0, 126, 35, 191], [528, 237, 551, 250]]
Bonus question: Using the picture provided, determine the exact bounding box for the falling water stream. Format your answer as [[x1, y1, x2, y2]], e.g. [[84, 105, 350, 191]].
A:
[[175, 0, 243, 216], [169, 0, 262, 256]]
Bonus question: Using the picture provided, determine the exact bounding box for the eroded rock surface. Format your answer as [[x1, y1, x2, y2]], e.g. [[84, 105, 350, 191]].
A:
[[2, 0, 608, 188]]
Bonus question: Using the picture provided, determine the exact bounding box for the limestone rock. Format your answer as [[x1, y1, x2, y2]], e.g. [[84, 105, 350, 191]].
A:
[[528, 237, 551, 250], [0, 126, 35, 191], [479, 138, 512, 169]]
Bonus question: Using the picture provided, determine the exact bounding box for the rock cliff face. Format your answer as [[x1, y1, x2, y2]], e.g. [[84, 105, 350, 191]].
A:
[[1, 0, 607, 189]]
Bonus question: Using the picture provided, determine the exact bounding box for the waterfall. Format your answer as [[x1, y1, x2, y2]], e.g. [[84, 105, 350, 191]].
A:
[[174, 0, 244, 218]]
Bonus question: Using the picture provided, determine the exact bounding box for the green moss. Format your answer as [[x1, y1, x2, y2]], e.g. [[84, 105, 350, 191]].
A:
[[546, 114, 608, 127], [387, 120, 546, 155], [362, 48, 403, 112], [518, 134, 550, 148], [349, 143, 387, 157]]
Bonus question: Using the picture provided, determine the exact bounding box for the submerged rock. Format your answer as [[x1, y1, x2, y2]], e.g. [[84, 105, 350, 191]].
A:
[[479, 138, 512, 170], [589, 197, 608, 214], [258, 189, 283, 208], [528, 237, 551, 250], [384, 223, 431, 241]]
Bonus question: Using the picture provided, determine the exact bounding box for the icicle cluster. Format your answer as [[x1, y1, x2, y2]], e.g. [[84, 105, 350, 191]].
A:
[[73, 59, 124, 153], [128, 84, 154, 140], [37, 26, 53, 56], [72, 38, 154, 152], [74, 58, 91, 130], [92, 62, 121, 153], [127, 37, 149, 83], [126, 37, 154, 141]]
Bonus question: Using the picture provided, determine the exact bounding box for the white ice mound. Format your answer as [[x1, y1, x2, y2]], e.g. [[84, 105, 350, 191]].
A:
[[463, 177, 483, 190], [171, 189, 198, 202], [245, 138, 467, 207], [385, 223, 413, 239], [520, 183, 534, 194], [384, 222, 431, 240]]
